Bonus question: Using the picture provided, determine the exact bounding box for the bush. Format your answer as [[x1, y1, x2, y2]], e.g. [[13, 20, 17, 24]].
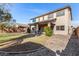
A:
[[44, 26, 53, 36], [27, 27, 31, 33]]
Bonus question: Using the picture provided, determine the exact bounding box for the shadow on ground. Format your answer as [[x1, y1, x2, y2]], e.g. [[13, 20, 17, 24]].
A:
[[1, 33, 36, 46], [9, 33, 41, 44], [0, 42, 56, 56], [12, 33, 36, 41], [56, 30, 79, 56]]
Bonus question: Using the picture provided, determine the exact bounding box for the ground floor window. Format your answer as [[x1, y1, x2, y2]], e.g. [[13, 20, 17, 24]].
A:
[[56, 25, 65, 30]]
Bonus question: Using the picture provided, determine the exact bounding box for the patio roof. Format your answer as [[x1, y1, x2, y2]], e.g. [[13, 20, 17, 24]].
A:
[[28, 19, 56, 25]]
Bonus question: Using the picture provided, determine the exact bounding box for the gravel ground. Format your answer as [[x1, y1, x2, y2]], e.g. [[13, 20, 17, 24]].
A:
[[0, 42, 56, 56], [60, 35, 79, 56], [0, 47, 56, 56]]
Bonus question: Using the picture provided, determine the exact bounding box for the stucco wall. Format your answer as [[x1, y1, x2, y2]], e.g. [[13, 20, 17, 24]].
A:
[[31, 7, 72, 35], [36, 18, 39, 22], [53, 8, 72, 35], [44, 15, 48, 20]]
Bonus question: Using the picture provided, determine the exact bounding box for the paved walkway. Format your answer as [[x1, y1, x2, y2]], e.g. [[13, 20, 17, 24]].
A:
[[45, 34, 79, 56], [45, 35, 70, 52]]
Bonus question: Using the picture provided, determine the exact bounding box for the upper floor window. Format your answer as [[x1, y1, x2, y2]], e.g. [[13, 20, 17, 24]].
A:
[[48, 13, 53, 20], [36, 18, 40, 22], [31, 18, 36, 22], [56, 10, 65, 17], [44, 15, 48, 20], [40, 17, 43, 21]]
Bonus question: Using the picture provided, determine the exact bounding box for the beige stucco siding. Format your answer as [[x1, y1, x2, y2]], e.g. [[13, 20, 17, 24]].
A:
[[44, 15, 48, 20], [53, 9, 72, 35], [54, 17, 69, 35], [36, 18, 39, 22], [39, 17, 43, 21]]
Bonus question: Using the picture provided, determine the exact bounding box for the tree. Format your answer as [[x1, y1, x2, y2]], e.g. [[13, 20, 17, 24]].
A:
[[0, 4, 12, 22], [0, 4, 12, 32], [0, 7, 4, 22], [3, 12, 12, 22], [12, 19, 16, 23], [0, 23, 6, 32]]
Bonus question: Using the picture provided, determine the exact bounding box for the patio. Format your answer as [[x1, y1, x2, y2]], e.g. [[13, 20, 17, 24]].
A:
[[45, 35, 70, 52]]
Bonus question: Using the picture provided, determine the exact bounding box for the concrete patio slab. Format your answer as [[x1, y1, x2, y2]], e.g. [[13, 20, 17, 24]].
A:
[[45, 35, 70, 52]]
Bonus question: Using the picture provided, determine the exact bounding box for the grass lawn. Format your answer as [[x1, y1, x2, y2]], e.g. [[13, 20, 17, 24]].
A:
[[22, 34, 50, 45], [0, 33, 25, 43], [0, 33, 51, 49]]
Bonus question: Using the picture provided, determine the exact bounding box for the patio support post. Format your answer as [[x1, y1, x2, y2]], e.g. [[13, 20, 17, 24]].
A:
[[36, 24, 38, 31], [29, 25, 32, 32], [48, 22, 51, 27]]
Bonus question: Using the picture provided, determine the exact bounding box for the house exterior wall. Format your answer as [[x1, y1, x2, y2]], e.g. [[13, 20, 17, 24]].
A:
[[44, 15, 48, 20], [30, 7, 72, 35], [39, 17, 43, 21], [54, 8, 72, 35], [36, 18, 39, 22]]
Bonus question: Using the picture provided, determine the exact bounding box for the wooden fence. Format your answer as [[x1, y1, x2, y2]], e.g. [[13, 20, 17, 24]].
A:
[[74, 27, 79, 38]]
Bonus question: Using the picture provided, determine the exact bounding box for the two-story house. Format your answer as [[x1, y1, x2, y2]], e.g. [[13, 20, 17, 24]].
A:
[[29, 6, 72, 35]]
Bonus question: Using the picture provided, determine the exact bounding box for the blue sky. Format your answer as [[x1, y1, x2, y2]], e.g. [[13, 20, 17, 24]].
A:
[[8, 3, 79, 27]]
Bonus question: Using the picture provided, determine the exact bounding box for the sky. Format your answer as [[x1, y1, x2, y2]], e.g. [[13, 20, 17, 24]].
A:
[[7, 3, 79, 27]]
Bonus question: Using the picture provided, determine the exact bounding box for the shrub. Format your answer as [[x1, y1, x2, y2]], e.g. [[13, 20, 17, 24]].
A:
[[44, 26, 53, 36], [27, 27, 31, 33]]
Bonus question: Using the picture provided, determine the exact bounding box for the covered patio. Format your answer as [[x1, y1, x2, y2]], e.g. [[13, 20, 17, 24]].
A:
[[29, 19, 56, 33]]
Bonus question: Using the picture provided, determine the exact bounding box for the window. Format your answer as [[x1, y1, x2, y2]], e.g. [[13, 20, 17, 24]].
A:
[[48, 13, 53, 20], [56, 10, 65, 17], [36, 18, 40, 22], [40, 17, 43, 21], [56, 26, 65, 30], [32, 18, 36, 22], [56, 26, 60, 30], [61, 26, 64, 30], [44, 15, 48, 20]]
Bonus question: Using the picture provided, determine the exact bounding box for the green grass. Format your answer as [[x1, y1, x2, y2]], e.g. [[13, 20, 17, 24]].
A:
[[0, 33, 25, 43], [0, 33, 51, 46]]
